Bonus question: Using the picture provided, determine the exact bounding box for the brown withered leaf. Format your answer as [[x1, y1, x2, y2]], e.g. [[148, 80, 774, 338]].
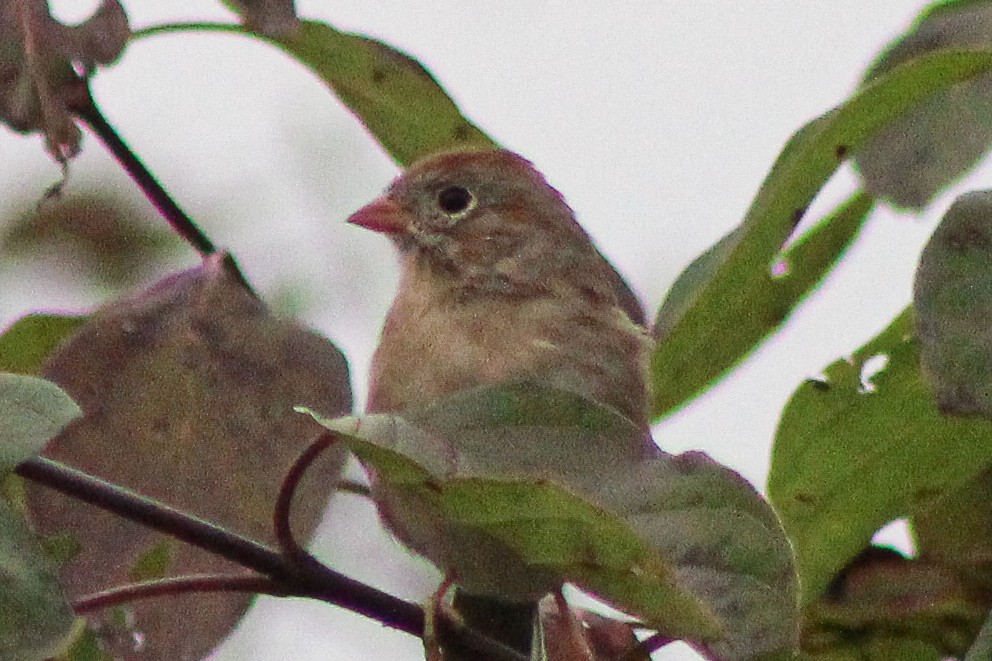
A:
[[225, 0, 300, 38], [26, 252, 351, 661], [805, 547, 985, 657], [0, 0, 130, 159]]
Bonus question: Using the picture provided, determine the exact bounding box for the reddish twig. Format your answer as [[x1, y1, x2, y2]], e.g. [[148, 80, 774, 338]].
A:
[[273, 431, 339, 571], [17, 456, 526, 661], [74, 574, 288, 614], [16, 457, 419, 631]]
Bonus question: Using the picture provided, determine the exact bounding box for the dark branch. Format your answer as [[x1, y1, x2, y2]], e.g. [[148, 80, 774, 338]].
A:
[[17, 456, 526, 661], [16, 457, 419, 631]]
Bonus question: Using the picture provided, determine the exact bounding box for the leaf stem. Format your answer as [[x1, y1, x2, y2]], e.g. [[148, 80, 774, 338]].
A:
[[274, 431, 338, 571], [131, 22, 246, 40], [69, 84, 217, 256], [74, 574, 288, 614]]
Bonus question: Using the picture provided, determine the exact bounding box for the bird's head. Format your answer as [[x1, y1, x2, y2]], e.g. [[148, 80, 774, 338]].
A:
[[348, 149, 593, 295]]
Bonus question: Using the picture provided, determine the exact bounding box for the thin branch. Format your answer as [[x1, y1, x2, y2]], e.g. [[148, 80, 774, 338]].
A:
[[74, 574, 288, 614], [132, 22, 246, 40], [336, 479, 372, 499], [68, 83, 217, 256], [16, 457, 418, 631], [274, 431, 338, 571], [17, 456, 527, 661]]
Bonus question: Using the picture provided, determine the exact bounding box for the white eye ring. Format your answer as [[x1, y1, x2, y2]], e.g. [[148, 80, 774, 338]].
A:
[[437, 185, 476, 218]]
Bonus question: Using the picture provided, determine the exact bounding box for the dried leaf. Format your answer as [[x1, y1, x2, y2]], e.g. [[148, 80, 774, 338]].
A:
[[806, 548, 982, 658], [535, 597, 648, 661], [224, 0, 300, 38], [27, 252, 352, 661], [0, 0, 130, 159]]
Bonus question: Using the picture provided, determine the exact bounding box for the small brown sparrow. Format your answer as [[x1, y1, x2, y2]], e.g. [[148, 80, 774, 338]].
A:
[[350, 148, 652, 425], [348, 148, 655, 656]]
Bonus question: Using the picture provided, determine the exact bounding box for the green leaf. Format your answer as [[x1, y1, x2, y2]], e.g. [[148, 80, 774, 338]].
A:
[[651, 47, 992, 419], [136, 19, 495, 166], [128, 539, 174, 583], [767, 309, 992, 604], [58, 625, 114, 661], [855, 0, 992, 208], [654, 190, 872, 366], [0, 314, 87, 376], [0, 498, 77, 661], [304, 382, 799, 660], [0, 373, 81, 471]]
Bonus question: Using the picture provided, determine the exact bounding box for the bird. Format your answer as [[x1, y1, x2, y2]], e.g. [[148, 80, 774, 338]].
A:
[[347, 147, 655, 657]]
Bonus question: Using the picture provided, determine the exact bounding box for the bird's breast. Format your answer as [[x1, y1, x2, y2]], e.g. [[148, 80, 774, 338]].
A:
[[365, 260, 652, 421]]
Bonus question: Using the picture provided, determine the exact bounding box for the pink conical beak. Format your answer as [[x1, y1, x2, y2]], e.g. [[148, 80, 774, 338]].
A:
[[347, 196, 410, 235]]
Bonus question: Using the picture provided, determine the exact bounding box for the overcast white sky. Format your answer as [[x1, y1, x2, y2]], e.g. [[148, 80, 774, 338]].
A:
[[2, 1, 977, 659]]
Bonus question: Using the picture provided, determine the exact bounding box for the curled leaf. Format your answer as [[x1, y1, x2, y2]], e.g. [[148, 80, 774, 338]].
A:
[[0, 0, 130, 159]]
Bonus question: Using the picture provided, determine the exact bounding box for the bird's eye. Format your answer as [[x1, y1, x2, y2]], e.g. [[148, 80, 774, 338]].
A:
[[437, 186, 475, 217]]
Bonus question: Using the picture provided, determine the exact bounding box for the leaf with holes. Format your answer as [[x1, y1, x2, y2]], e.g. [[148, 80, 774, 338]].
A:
[[768, 309, 992, 604], [650, 47, 992, 419], [306, 382, 799, 661]]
